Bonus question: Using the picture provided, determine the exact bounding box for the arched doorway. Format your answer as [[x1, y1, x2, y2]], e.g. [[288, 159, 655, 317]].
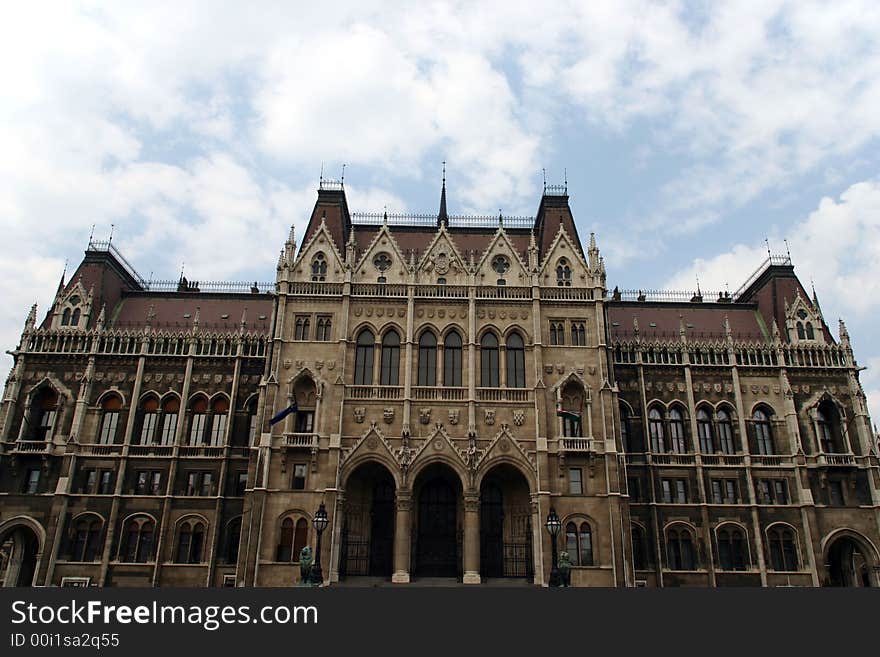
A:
[[827, 535, 874, 587], [413, 464, 462, 578], [340, 462, 396, 579], [0, 524, 40, 587], [480, 464, 533, 579]]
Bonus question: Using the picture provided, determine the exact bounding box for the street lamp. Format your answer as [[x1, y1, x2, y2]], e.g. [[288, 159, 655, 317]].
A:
[[310, 502, 329, 586], [545, 506, 562, 587]]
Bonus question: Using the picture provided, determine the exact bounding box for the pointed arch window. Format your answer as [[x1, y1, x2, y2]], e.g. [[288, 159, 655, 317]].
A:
[[31, 388, 58, 441], [277, 518, 294, 561], [61, 308, 71, 326], [556, 258, 572, 287], [817, 400, 844, 453], [121, 517, 154, 563], [768, 526, 798, 571], [805, 322, 815, 340], [70, 517, 102, 562], [138, 396, 160, 445], [480, 333, 500, 387], [549, 321, 565, 345], [188, 397, 209, 445], [443, 331, 462, 387], [666, 526, 696, 570], [631, 524, 648, 570], [697, 408, 714, 453], [71, 308, 81, 326], [648, 407, 665, 453], [209, 397, 229, 446], [380, 330, 401, 386], [354, 329, 375, 385], [506, 332, 526, 388], [565, 521, 593, 566], [619, 404, 631, 452], [796, 322, 805, 340], [98, 395, 122, 445], [294, 316, 311, 341], [717, 526, 748, 571], [293, 518, 309, 561], [717, 408, 735, 454], [159, 397, 179, 445], [753, 408, 775, 455], [316, 316, 332, 341], [417, 331, 437, 386], [311, 252, 327, 282], [175, 520, 205, 563], [668, 407, 687, 453]]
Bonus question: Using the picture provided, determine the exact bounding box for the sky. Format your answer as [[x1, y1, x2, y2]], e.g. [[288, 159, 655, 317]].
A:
[[2, 1, 880, 421]]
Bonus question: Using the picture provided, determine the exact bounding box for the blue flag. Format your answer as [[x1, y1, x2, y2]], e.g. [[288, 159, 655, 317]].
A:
[[269, 400, 298, 426]]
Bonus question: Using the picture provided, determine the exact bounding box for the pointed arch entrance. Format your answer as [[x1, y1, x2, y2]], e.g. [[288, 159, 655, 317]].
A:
[[0, 522, 41, 587], [479, 464, 533, 579], [826, 534, 876, 587], [340, 462, 396, 579], [413, 463, 462, 578]]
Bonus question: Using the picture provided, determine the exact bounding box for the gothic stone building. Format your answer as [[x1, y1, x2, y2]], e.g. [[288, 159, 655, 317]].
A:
[[1, 180, 879, 588]]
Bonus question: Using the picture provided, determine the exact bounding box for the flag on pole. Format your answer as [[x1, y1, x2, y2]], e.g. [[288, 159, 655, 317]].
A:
[[269, 400, 298, 426], [556, 401, 581, 424]]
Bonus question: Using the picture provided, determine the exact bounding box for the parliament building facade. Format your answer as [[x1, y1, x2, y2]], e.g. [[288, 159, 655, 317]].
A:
[[1, 179, 879, 588]]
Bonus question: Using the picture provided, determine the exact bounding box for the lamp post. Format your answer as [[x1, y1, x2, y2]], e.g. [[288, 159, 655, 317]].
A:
[[310, 502, 329, 586], [545, 506, 562, 587]]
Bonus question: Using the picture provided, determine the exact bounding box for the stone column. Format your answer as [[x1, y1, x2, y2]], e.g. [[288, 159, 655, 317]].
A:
[[463, 491, 481, 584], [392, 490, 412, 583]]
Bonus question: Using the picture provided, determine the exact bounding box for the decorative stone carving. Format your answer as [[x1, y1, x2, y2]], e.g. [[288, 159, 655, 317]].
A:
[[513, 409, 525, 426], [448, 409, 460, 425], [353, 407, 365, 423], [544, 365, 553, 374], [383, 408, 395, 424], [315, 360, 323, 370], [419, 408, 431, 425], [484, 409, 495, 426]]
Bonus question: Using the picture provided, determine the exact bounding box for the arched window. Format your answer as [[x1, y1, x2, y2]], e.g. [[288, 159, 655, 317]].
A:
[[380, 330, 401, 386], [70, 517, 102, 562], [805, 322, 815, 340], [631, 525, 648, 571], [549, 321, 565, 345], [98, 394, 122, 445], [648, 407, 665, 453], [668, 407, 687, 453], [121, 517, 154, 563], [159, 397, 180, 445], [226, 518, 242, 564], [717, 408, 735, 454], [246, 397, 259, 445], [556, 258, 572, 287], [311, 253, 327, 281], [565, 521, 593, 566], [61, 308, 71, 326], [697, 408, 714, 453], [316, 316, 332, 341], [71, 308, 81, 325], [666, 526, 695, 570], [443, 331, 462, 387], [480, 333, 500, 387], [294, 316, 310, 341], [619, 404, 631, 452], [417, 331, 437, 386], [796, 322, 805, 340], [354, 329, 375, 385], [209, 397, 229, 446], [506, 332, 525, 388], [717, 526, 747, 571], [753, 408, 774, 455], [138, 396, 160, 444], [175, 520, 205, 563], [817, 401, 844, 453], [767, 526, 798, 571], [277, 518, 294, 561], [293, 518, 309, 561], [188, 397, 209, 445], [31, 387, 58, 441]]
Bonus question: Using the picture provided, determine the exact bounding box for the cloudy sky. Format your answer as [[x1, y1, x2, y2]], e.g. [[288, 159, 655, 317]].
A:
[[2, 1, 880, 420]]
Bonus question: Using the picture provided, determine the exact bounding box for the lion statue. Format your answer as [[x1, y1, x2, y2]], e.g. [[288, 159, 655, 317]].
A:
[[558, 551, 572, 587], [299, 546, 313, 584]]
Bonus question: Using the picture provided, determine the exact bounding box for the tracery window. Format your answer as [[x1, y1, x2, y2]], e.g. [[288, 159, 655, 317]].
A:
[[565, 521, 594, 566], [666, 526, 696, 570], [121, 517, 155, 563], [556, 258, 572, 287], [175, 520, 206, 564], [310, 253, 327, 281], [717, 526, 748, 571]]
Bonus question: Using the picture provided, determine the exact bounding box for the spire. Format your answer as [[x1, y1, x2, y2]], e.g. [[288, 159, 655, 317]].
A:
[[24, 303, 37, 334], [146, 303, 156, 331], [811, 281, 822, 313], [839, 319, 850, 346], [95, 303, 106, 330], [437, 161, 448, 226], [240, 307, 248, 333], [679, 314, 686, 343], [772, 318, 781, 343], [192, 306, 200, 332]]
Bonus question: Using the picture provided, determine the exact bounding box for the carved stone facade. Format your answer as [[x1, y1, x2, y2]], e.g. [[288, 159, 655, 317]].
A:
[[1, 182, 879, 588]]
